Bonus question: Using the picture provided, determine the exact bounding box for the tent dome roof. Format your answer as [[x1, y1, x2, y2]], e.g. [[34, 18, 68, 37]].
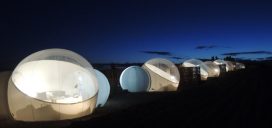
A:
[[11, 48, 98, 104]]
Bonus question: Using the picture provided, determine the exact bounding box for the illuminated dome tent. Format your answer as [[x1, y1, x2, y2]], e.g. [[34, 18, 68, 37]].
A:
[[204, 61, 220, 77], [214, 59, 229, 72], [8, 49, 98, 121], [94, 69, 110, 107], [182, 59, 211, 80], [225, 61, 235, 71], [142, 58, 180, 92], [119, 66, 150, 92]]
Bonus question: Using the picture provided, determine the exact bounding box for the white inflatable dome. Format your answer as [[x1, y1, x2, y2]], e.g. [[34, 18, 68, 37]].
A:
[[8, 49, 98, 121], [225, 61, 235, 71], [204, 61, 220, 77], [142, 58, 180, 91], [182, 59, 211, 80], [214, 59, 229, 72]]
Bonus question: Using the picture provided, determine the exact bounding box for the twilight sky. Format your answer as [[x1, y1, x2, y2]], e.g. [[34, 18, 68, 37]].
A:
[[2, 0, 272, 64]]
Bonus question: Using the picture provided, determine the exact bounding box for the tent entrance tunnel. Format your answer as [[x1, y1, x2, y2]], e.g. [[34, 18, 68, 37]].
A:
[[179, 66, 201, 89], [218, 64, 227, 74]]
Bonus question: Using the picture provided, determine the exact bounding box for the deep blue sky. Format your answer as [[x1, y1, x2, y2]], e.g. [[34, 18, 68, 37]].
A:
[[2, 0, 272, 63]]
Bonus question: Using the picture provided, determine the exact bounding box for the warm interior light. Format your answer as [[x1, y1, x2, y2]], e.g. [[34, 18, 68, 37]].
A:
[[12, 60, 98, 104]]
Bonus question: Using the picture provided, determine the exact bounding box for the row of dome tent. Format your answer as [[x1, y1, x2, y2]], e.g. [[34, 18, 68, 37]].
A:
[[0, 48, 245, 122], [119, 58, 245, 92], [1, 49, 110, 121]]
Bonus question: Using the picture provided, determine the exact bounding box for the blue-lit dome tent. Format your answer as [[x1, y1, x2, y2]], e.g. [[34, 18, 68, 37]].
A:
[[214, 59, 229, 72], [204, 61, 220, 77], [8, 49, 99, 121], [94, 69, 110, 107], [119, 66, 150, 92], [142, 58, 180, 92], [182, 59, 212, 80]]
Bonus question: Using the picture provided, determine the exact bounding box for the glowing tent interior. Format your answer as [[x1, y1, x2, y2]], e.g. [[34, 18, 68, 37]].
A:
[[142, 58, 180, 91], [182, 59, 211, 80], [8, 49, 99, 121], [204, 61, 220, 77]]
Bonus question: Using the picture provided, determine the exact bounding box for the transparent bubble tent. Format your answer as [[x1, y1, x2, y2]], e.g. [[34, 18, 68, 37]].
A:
[[225, 61, 235, 71], [142, 58, 180, 91], [214, 59, 230, 72], [8, 49, 98, 121], [182, 59, 211, 80], [204, 61, 220, 77], [120, 66, 150, 92]]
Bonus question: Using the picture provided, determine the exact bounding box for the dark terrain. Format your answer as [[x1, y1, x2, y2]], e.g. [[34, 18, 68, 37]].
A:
[[1, 61, 271, 128]]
